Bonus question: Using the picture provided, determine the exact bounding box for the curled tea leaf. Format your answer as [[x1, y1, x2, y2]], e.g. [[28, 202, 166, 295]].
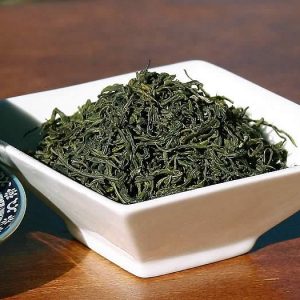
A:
[[34, 70, 293, 204]]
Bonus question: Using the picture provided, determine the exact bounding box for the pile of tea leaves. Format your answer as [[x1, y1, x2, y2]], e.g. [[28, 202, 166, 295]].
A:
[[34, 70, 293, 204]]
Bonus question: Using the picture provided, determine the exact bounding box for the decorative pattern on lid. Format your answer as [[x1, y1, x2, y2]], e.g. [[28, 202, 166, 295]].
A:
[[0, 167, 26, 242]]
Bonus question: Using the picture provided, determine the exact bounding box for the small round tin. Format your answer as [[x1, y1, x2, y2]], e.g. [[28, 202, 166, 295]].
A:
[[0, 165, 26, 243]]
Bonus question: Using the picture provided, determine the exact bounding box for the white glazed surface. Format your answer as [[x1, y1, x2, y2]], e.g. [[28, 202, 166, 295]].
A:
[[0, 60, 300, 277]]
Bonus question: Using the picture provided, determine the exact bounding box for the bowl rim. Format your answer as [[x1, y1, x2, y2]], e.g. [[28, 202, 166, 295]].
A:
[[4, 60, 300, 214]]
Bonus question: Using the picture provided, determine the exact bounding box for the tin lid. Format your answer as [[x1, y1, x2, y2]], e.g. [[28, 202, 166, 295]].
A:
[[0, 165, 26, 243]]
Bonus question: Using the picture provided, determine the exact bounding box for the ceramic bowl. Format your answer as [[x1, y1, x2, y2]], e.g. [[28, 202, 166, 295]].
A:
[[0, 61, 299, 277], [0, 165, 26, 243]]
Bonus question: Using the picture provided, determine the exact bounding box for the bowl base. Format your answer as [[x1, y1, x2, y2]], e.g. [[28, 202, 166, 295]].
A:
[[66, 221, 256, 278]]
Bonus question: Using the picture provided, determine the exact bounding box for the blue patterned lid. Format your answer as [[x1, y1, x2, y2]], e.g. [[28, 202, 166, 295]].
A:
[[0, 165, 26, 242]]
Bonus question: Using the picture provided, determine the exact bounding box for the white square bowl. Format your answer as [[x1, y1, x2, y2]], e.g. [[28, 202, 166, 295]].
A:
[[0, 60, 300, 277]]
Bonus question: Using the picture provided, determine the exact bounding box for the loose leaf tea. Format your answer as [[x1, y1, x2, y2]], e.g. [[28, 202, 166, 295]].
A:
[[34, 70, 293, 204]]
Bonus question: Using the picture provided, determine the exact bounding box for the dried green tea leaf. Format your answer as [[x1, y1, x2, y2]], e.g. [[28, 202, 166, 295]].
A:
[[34, 70, 292, 204]]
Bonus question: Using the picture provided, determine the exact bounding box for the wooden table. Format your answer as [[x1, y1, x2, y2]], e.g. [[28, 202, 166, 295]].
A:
[[0, 1, 299, 299]]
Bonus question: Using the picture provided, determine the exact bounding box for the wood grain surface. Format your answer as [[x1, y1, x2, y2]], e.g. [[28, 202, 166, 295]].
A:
[[0, 1, 299, 299]]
